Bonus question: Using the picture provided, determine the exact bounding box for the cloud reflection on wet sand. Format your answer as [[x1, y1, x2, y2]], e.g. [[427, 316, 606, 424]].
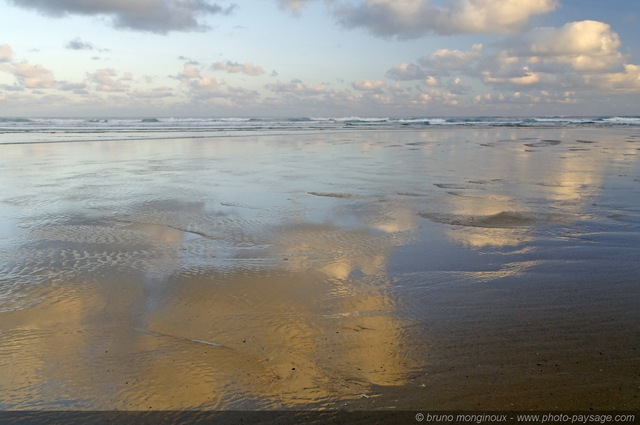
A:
[[1, 128, 639, 410]]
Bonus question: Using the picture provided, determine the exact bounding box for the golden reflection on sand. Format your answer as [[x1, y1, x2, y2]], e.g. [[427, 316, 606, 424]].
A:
[[142, 267, 409, 408], [130, 216, 412, 407], [0, 202, 415, 409]]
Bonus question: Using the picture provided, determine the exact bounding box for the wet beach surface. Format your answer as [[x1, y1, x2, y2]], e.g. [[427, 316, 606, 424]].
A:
[[0, 127, 639, 410]]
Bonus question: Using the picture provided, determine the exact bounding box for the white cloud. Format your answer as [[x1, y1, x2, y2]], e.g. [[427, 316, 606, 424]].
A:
[[386, 62, 425, 80], [352, 79, 384, 91], [472, 89, 577, 107], [410, 20, 640, 94], [370, 17, 640, 113], [586, 64, 640, 92], [447, 76, 472, 94], [211, 61, 265, 76], [175, 62, 261, 107], [408, 88, 460, 106], [508, 20, 625, 72], [7, 0, 237, 33], [424, 75, 441, 87], [178, 64, 202, 80], [478, 20, 640, 92], [444, 0, 558, 35], [336, 0, 558, 38], [482, 70, 541, 86], [8, 62, 57, 88], [419, 44, 482, 73]]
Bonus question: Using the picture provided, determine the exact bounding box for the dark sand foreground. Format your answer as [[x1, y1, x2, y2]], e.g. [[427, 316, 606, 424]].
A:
[[0, 127, 639, 411]]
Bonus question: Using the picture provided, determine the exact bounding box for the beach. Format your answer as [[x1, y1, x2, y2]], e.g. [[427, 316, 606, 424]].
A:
[[1, 124, 639, 411]]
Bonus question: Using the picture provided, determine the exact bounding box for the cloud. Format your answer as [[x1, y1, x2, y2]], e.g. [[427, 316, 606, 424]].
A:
[[66, 37, 94, 50], [175, 62, 261, 107], [86, 68, 131, 92], [131, 86, 175, 99], [408, 88, 460, 106], [352, 79, 385, 91], [405, 20, 640, 95], [211, 61, 265, 76], [175, 63, 218, 92], [419, 44, 482, 73], [447, 77, 472, 94], [335, 0, 558, 38], [509, 20, 625, 72], [59, 82, 89, 94], [424, 75, 441, 87], [175, 63, 202, 81], [386, 62, 425, 80], [472, 90, 577, 107], [478, 20, 633, 90], [265, 79, 328, 96], [482, 70, 542, 86], [178, 56, 200, 65], [278, 0, 317, 13], [0, 47, 58, 90], [7, 0, 237, 33], [0, 44, 13, 62], [586, 64, 640, 92], [7, 62, 57, 88]]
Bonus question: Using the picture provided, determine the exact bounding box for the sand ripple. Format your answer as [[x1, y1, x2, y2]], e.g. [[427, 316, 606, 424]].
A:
[[28, 224, 150, 245]]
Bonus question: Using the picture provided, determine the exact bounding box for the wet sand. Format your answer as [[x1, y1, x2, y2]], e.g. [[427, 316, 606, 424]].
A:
[[0, 127, 639, 411]]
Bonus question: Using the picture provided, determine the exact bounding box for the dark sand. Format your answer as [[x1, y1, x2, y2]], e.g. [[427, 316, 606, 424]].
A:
[[0, 127, 639, 411]]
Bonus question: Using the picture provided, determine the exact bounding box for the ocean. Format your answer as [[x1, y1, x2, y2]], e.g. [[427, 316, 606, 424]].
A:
[[1, 115, 640, 144]]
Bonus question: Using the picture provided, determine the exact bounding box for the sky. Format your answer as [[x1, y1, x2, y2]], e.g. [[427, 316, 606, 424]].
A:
[[0, 0, 639, 117]]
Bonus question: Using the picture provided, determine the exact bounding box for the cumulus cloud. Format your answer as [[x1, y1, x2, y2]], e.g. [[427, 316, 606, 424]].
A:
[[405, 20, 640, 95], [7, 0, 237, 33], [386, 62, 425, 80], [335, 0, 558, 38], [477, 20, 632, 90], [507, 20, 625, 72], [211, 61, 265, 76], [0, 44, 13, 62]]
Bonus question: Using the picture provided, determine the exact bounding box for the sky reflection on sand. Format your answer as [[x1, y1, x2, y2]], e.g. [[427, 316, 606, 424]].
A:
[[1, 128, 639, 410]]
